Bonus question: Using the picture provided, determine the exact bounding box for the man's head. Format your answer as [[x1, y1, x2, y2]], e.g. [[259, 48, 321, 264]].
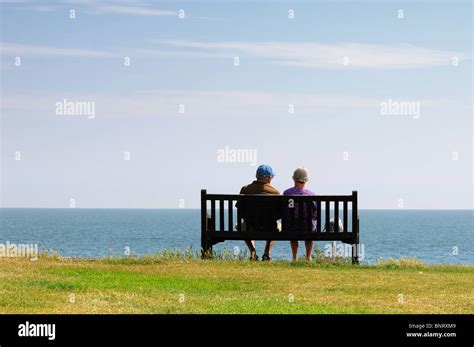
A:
[[293, 167, 309, 187], [256, 164, 275, 184]]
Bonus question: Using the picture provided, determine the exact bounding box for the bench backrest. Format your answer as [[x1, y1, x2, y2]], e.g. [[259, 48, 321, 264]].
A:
[[201, 189, 358, 234]]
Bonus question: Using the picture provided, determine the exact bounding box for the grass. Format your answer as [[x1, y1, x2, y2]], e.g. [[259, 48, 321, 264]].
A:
[[0, 251, 472, 314]]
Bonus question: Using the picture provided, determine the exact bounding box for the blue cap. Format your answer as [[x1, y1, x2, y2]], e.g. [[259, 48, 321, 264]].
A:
[[256, 164, 275, 179]]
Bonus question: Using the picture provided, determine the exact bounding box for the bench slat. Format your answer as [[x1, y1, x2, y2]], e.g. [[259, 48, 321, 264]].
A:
[[298, 199, 304, 232], [228, 200, 233, 232], [288, 198, 294, 232], [206, 194, 353, 201], [343, 201, 348, 233], [325, 200, 330, 232], [237, 204, 242, 232], [219, 200, 225, 232], [316, 200, 321, 233], [307, 201, 313, 232], [210, 199, 216, 231], [208, 231, 354, 242]]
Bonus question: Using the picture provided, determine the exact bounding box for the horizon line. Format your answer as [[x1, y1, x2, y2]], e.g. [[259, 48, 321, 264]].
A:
[[0, 207, 472, 211]]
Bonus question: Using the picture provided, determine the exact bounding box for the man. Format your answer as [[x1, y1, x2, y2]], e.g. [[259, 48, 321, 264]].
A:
[[283, 167, 317, 261], [238, 164, 280, 261]]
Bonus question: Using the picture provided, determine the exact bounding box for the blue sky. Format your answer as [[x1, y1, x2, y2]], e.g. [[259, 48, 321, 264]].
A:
[[0, 0, 472, 208]]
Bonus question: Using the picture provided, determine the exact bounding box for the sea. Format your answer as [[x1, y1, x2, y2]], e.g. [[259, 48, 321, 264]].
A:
[[0, 209, 472, 264]]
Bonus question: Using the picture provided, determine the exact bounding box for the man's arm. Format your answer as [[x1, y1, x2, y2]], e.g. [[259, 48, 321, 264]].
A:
[[235, 186, 245, 209]]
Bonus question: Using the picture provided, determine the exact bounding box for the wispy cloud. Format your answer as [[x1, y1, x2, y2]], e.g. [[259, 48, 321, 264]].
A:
[[135, 48, 231, 59], [14, 5, 58, 12], [0, 43, 113, 58], [7, 2, 179, 17], [154, 39, 470, 69], [2, 90, 464, 118], [2, 39, 469, 69], [8, 2, 219, 20], [95, 5, 177, 17]]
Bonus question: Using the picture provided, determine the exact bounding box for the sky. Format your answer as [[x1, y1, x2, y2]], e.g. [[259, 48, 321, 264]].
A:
[[0, 0, 472, 209]]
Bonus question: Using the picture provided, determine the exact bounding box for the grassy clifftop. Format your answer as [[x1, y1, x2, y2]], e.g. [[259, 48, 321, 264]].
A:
[[0, 255, 472, 314]]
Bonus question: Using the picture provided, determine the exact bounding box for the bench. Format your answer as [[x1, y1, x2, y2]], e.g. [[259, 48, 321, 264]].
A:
[[200, 189, 360, 264]]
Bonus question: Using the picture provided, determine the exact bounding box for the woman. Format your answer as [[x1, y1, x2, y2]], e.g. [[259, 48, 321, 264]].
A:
[[283, 167, 317, 261]]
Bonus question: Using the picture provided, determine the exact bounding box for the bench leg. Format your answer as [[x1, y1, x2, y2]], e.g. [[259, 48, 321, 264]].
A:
[[201, 239, 213, 259], [352, 221, 360, 265], [351, 244, 359, 265], [201, 212, 213, 259]]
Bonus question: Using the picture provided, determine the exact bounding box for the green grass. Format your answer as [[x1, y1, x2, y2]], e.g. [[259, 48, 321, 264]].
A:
[[0, 254, 472, 314]]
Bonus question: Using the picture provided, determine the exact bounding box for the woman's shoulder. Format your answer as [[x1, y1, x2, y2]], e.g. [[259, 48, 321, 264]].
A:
[[283, 187, 315, 195]]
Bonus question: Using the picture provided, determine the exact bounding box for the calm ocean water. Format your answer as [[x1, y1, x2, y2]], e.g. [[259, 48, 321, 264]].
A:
[[0, 209, 472, 264]]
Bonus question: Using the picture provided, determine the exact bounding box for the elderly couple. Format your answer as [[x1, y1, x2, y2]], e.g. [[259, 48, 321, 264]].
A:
[[238, 164, 317, 262]]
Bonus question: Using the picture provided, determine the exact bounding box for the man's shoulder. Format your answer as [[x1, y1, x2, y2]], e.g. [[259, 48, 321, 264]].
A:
[[265, 185, 280, 195], [239, 183, 253, 194], [240, 181, 280, 195]]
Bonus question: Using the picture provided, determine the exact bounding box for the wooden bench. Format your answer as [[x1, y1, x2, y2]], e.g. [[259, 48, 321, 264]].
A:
[[201, 189, 360, 264]]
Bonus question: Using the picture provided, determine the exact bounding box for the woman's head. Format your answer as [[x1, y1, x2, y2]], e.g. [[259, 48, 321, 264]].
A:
[[292, 167, 309, 187]]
